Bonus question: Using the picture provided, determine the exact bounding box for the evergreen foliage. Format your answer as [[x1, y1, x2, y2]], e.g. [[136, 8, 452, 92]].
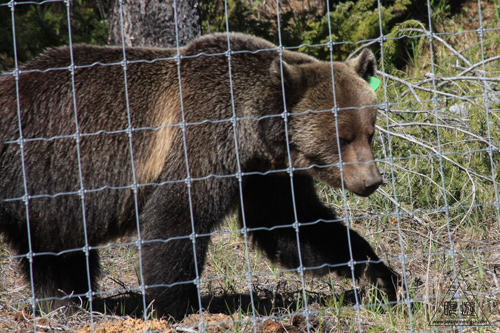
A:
[[0, 0, 108, 69], [0, 1, 465, 68]]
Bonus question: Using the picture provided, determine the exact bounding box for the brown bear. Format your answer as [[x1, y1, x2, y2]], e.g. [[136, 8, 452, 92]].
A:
[[0, 33, 399, 318]]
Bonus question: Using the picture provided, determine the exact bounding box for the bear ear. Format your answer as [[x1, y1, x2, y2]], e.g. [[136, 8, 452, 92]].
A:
[[346, 49, 377, 81], [269, 57, 301, 89]]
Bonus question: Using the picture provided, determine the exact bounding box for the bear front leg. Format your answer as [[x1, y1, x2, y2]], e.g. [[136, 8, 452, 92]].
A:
[[139, 179, 237, 319], [139, 188, 209, 318], [141, 234, 210, 319], [240, 173, 401, 302]]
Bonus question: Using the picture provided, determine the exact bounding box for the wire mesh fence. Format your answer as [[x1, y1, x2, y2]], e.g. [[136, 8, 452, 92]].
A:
[[0, 0, 499, 332]]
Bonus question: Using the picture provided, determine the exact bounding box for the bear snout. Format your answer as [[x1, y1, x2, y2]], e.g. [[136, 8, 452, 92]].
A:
[[361, 174, 383, 196], [349, 176, 381, 197], [344, 162, 383, 197]]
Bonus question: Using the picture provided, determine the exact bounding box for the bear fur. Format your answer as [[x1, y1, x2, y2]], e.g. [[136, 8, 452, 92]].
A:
[[0, 33, 399, 318]]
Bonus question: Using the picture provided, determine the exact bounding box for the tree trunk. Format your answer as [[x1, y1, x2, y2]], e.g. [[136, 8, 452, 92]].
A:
[[108, 0, 201, 48]]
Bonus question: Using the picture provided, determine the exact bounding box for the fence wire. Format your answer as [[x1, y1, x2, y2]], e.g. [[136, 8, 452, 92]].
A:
[[0, 0, 499, 332]]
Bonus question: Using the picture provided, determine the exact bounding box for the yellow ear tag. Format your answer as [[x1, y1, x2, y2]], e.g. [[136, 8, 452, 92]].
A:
[[369, 76, 381, 91]]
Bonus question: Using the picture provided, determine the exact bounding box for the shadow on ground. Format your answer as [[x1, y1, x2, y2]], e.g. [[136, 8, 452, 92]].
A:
[[89, 287, 366, 319]]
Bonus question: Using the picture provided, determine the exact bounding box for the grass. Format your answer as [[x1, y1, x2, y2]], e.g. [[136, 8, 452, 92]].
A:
[[1, 1, 500, 332]]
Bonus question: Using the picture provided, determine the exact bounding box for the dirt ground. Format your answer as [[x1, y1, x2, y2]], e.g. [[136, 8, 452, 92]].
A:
[[0, 236, 345, 332]]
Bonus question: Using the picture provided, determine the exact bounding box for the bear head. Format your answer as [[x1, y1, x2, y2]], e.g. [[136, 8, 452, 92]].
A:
[[277, 49, 383, 197]]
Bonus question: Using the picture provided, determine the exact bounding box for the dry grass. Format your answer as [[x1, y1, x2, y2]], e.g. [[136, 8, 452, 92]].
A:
[[2, 209, 499, 331]]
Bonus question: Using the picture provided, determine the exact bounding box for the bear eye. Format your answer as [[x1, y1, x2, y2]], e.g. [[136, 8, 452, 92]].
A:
[[337, 138, 350, 149], [368, 133, 374, 143]]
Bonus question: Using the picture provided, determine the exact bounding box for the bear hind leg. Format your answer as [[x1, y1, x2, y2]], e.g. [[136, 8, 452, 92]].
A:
[[20, 249, 101, 313]]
